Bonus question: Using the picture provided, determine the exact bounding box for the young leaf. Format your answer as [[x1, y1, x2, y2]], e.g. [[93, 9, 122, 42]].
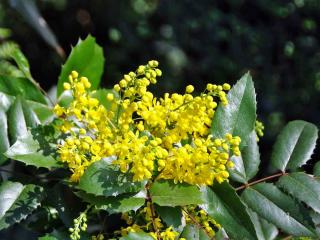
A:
[[76, 191, 145, 214], [229, 131, 260, 183], [150, 180, 203, 207], [200, 182, 257, 240], [242, 183, 316, 237], [211, 72, 256, 147], [270, 120, 318, 172], [120, 232, 154, 240], [5, 126, 60, 169], [277, 172, 320, 213], [180, 224, 210, 240], [57, 35, 104, 96], [0, 76, 47, 104], [78, 159, 144, 197], [0, 108, 10, 165], [0, 181, 44, 230], [247, 208, 279, 240]]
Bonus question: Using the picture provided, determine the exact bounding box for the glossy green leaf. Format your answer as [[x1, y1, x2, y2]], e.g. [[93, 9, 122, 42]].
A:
[[211, 72, 256, 147], [277, 172, 320, 213], [120, 232, 154, 240], [180, 224, 210, 240], [200, 182, 257, 240], [78, 159, 144, 197], [155, 205, 182, 229], [0, 108, 10, 165], [77, 191, 145, 214], [27, 100, 54, 124], [247, 208, 278, 240], [314, 162, 320, 177], [21, 98, 40, 127], [0, 181, 44, 230], [8, 96, 28, 142], [150, 180, 203, 207], [90, 89, 119, 110], [270, 120, 318, 172], [242, 183, 316, 237], [229, 131, 260, 183], [0, 76, 46, 104], [5, 126, 60, 169], [57, 35, 104, 96]]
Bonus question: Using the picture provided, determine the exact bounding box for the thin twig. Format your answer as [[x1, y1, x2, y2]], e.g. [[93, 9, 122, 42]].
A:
[[236, 172, 286, 191], [146, 182, 161, 240]]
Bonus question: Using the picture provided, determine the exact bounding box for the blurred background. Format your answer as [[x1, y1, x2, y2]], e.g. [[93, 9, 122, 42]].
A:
[[0, 0, 320, 237], [1, 0, 320, 176]]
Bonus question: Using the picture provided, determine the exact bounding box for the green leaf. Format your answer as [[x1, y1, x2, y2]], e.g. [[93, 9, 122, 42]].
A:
[[0, 108, 10, 165], [120, 232, 154, 240], [0, 91, 15, 111], [200, 182, 257, 240], [27, 100, 54, 124], [229, 131, 260, 183], [247, 208, 278, 240], [57, 35, 104, 96], [0, 76, 46, 104], [78, 159, 144, 197], [8, 96, 28, 142], [150, 180, 203, 207], [242, 183, 316, 237], [180, 224, 210, 240], [211, 72, 256, 147], [0, 181, 44, 230], [277, 172, 320, 213], [5, 126, 60, 169], [270, 120, 318, 172], [314, 162, 320, 177], [155, 205, 182, 229], [76, 191, 145, 214]]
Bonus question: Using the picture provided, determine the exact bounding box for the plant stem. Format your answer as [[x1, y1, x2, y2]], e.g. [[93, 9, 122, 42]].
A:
[[236, 172, 286, 191], [146, 182, 161, 240]]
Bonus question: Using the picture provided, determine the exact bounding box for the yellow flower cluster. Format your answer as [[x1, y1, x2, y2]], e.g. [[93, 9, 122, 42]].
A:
[[119, 203, 181, 240], [184, 206, 220, 238], [54, 60, 240, 185]]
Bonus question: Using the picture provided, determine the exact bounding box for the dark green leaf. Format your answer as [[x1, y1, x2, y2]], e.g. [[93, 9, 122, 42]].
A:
[[0, 181, 44, 230], [314, 162, 320, 177], [180, 224, 210, 240], [5, 126, 60, 169], [229, 131, 260, 183], [242, 183, 316, 237], [150, 180, 203, 207], [270, 120, 318, 172], [155, 205, 182, 229], [78, 159, 144, 197], [211, 72, 256, 147], [0, 108, 10, 165], [57, 35, 104, 96], [247, 208, 278, 240], [8, 96, 28, 142], [277, 172, 320, 213], [200, 182, 257, 240], [120, 232, 154, 240], [0, 76, 46, 104], [76, 191, 145, 214]]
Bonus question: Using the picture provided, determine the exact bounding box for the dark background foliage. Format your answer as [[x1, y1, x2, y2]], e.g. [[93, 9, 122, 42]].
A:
[[0, 0, 320, 238]]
